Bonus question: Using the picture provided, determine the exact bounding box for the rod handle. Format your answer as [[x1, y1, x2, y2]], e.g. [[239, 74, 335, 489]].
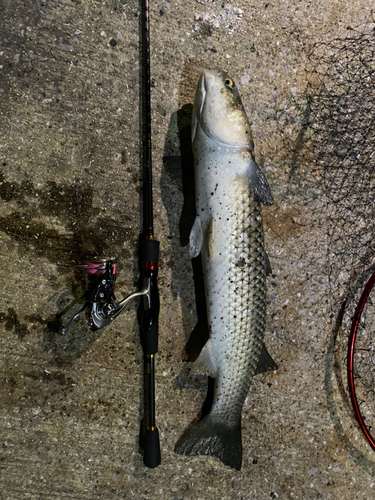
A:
[[143, 427, 161, 468], [141, 318, 158, 354], [140, 239, 159, 262]]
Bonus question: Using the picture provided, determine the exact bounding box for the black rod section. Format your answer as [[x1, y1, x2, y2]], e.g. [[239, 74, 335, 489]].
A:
[[143, 354, 160, 467], [139, 0, 161, 468], [147, 355, 156, 428], [144, 0, 153, 238]]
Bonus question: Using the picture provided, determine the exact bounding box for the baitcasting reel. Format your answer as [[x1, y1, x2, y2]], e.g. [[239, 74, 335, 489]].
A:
[[58, 257, 151, 335]]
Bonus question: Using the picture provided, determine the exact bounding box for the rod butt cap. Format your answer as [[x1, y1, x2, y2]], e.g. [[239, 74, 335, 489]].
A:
[[143, 427, 161, 468]]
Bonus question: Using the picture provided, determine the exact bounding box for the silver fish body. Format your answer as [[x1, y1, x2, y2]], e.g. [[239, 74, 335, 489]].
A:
[[175, 69, 275, 470]]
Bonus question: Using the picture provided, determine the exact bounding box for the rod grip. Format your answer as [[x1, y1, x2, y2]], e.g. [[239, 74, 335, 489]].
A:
[[143, 427, 161, 468], [139, 238, 160, 355], [140, 239, 159, 263], [141, 318, 158, 354]]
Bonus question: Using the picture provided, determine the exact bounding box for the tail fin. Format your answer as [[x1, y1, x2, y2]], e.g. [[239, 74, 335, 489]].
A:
[[174, 415, 242, 470]]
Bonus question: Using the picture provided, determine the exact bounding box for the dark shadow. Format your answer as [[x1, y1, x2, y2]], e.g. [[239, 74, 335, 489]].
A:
[[160, 64, 214, 421], [161, 104, 210, 363]]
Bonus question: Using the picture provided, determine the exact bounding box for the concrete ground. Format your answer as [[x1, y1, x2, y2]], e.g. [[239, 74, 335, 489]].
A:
[[1, 0, 375, 498]]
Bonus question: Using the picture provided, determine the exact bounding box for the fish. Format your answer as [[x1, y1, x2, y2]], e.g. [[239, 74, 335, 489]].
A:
[[174, 69, 276, 470]]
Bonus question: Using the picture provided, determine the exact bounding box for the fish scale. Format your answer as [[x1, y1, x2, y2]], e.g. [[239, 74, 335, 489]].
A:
[[212, 195, 266, 422], [175, 68, 275, 470]]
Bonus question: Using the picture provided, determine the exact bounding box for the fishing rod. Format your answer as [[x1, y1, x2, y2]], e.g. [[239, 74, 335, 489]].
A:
[[138, 0, 161, 468], [57, 0, 161, 468]]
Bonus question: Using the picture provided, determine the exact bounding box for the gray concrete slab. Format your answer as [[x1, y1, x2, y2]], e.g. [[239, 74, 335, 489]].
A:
[[1, 0, 375, 498]]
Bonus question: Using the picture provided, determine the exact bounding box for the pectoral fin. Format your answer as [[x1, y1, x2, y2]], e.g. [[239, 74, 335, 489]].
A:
[[248, 157, 274, 206], [189, 216, 203, 258], [255, 344, 278, 374]]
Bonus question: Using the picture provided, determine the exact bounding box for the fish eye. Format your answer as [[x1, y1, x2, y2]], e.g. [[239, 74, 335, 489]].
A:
[[225, 78, 235, 89]]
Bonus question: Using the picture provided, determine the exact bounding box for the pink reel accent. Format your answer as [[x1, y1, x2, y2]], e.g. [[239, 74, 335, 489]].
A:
[[86, 263, 116, 275]]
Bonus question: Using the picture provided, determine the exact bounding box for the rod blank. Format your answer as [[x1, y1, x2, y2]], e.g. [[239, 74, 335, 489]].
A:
[[139, 0, 161, 468]]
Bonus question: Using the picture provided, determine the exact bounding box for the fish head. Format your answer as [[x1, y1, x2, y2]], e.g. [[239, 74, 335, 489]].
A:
[[192, 69, 254, 150]]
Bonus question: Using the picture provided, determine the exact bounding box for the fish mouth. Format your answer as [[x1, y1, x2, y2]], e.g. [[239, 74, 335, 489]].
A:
[[198, 68, 222, 116], [192, 69, 210, 143], [197, 69, 222, 144]]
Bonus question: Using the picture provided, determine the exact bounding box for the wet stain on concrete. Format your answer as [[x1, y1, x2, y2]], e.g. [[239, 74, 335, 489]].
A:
[[0, 308, 29, 339], [0, 308, 45, 340], [0, 171, 134, 268], [263, 206, 305, 241], [0, 364, 77, 412], [0, 168, 137, 366]]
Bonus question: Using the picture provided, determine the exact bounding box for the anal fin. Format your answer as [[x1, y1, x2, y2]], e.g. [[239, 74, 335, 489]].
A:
[[264, 251, 272, 276], [191, 338, 218, 378], [255, 344, 278, 374]]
